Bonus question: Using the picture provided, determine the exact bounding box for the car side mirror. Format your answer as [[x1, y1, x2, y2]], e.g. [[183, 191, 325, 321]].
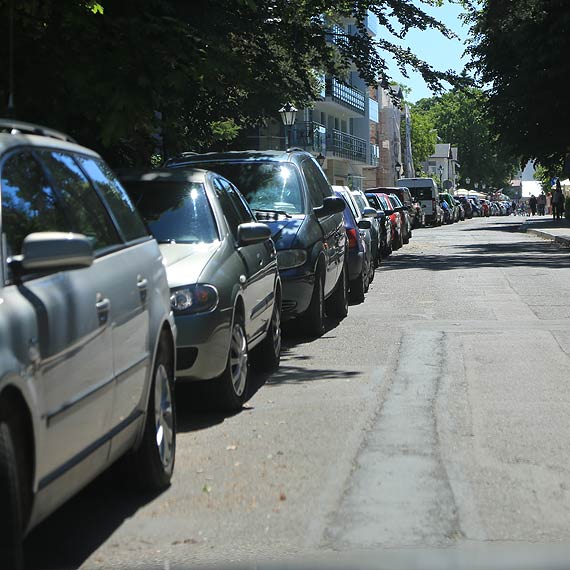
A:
[[362, 207, 377, 219], [237, 222, 272, 246], [385, 209, 394, 216], [357, 219, 372, 230], [314, 196, 345, 218], [9, 232, 94, 278]]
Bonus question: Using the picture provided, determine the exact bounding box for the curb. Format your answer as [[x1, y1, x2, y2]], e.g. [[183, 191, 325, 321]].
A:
[[520, 224, 570, 247]]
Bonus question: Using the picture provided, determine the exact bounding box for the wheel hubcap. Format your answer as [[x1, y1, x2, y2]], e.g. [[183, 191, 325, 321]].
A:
[[272, 304, 281, 358], [154, 364, 174, 470], [230, 324, 248, 396]]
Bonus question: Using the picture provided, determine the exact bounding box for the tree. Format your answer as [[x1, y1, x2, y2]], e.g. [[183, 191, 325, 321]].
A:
[[0, 0, 466, 166], [465, 0, 570, 170], [409, 106, 437, 170], [414, 87, 519, 189]]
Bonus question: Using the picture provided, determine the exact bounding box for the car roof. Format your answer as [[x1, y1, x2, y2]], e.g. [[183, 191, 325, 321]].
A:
[[165, 149, 315, 166], [0, 132, 100, 158], [118, 168, 211, 185]]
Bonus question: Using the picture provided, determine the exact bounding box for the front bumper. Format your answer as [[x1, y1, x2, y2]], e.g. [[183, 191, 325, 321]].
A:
[[174, 307, 232, 381], [280, 267, 316, 320]]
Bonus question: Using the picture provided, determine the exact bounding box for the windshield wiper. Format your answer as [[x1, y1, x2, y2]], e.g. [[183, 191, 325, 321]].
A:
[[253, 208, 292, 219]]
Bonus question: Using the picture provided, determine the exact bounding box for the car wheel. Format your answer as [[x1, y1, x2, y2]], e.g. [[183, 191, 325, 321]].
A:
[[349, 271, 365, 303], [403, 229, 410, 244], [0, 413, 24, 570], [126, 337, 176, 492], [369, 261, 375, 284], [325, 263, 348, 319], [214, 314, 249, 410], [253, 297, 282, 371], [301, 268, 325, 337]]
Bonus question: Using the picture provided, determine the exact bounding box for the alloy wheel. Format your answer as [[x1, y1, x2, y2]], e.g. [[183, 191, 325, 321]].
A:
[[154, 364, 174, 470], [230, 323, 248, 396]]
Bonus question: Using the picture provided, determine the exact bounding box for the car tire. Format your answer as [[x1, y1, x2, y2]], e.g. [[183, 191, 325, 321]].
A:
[[403, 230, 410, 244], [0, 413, 25, 570], [349, 271, 365, 303], [325, 263, 348, 319], [126, 337, 176, 492], [253, 297, 282, 372], [301, 268, 325, 337], [214, 314, 250, 410]]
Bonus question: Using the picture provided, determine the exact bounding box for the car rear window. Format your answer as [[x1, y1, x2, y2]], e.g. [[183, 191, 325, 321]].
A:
[[181, 162, 304, 215], [409, 187, 434, 201], [124, 180, 219, 244]]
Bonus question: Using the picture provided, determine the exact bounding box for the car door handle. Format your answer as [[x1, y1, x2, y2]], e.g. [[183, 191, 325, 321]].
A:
[[96, 295, 110, 326], [137, 276, 148, 304], [256, 253, 263, 267]]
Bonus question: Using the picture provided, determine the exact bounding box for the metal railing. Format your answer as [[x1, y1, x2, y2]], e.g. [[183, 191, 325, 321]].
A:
[[369, 144, 380, 166], [328, 129, 367, 163], [325, 77, 366, 115], [290, 122, 326, 153]]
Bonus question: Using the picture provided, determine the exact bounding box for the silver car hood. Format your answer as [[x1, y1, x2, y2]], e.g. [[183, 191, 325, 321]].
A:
[[159, 242, 220, 288]]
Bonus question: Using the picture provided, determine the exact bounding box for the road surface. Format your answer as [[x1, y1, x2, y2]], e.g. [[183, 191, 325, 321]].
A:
[[25, 216, 570, 569]]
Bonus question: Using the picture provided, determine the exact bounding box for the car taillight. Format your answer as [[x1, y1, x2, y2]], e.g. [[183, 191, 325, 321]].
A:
[[347, 228, 359, 249]]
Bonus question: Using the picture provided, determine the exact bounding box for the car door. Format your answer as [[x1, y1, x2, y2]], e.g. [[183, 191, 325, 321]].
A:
[[212, 177, 273, 341], [0, 149, 115, 495], [300, 159, 344, 297], [74, 155, 153, 435]]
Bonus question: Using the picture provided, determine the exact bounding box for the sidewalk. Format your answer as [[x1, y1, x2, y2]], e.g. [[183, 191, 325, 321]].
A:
[[520, 217, 570, 247]]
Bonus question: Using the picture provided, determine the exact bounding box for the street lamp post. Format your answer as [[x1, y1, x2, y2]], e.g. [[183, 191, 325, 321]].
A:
[[438, 164, 443, 189], [395, 161, 402, 181], [279, 103, 297, 149]]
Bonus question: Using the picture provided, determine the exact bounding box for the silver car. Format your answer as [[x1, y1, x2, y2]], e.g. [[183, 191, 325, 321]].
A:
[[121, 169, 281, 411], [0, 121, 177, 569]]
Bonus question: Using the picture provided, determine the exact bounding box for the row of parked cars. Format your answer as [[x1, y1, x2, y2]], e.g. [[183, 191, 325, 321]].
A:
[[0, 122, 426, 567], [0, 120, 504, 566]]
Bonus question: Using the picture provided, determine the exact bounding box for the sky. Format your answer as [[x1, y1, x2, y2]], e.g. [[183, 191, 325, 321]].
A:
[[383, 1, 470, 102]]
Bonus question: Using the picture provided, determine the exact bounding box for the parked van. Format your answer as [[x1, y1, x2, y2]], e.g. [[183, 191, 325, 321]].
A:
[[397, 177, 443, 226]]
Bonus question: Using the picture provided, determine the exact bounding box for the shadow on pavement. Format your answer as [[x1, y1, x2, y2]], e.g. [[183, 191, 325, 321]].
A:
[[382, 234, 570, 272], [24, 469, 164, 570]]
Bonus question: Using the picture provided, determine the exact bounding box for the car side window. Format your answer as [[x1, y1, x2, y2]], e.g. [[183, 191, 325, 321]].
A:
[[218, 178, 255, 223], [1, 151, 70, 259], [75, 155, 148, 242], [213, 178, 242, 240], [38, 151, 121, 253], [300, 161, 325, 208]]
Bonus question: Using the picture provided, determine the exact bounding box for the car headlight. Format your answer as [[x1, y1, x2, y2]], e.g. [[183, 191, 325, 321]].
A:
[[277, 249, 307, 270], [170, 284, 218, 314]]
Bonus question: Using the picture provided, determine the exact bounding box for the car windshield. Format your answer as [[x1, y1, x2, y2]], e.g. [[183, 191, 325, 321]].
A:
[[185, 162, 304, 215], [123, 180, 218, 244]]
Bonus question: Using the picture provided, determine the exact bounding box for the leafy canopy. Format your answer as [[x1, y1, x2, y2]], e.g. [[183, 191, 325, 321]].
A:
[[1, 0, 465, 165], [465, 0, 570, 170], [414, 86, 520, 189]]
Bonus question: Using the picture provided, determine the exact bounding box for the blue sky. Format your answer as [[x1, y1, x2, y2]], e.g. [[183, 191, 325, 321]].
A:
[[383, 1, 470, 102]]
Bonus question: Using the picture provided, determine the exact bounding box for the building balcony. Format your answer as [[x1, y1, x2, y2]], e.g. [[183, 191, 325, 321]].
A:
[[290, 122, 326, 154], [328, 129, 367, 163], [325, 77, 366, 116]]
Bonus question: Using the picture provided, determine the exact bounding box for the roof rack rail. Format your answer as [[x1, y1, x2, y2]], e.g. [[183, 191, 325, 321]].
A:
[[177, 151, 199, 157], [0, 119, 76, 143], [286, 147, 305, 153]]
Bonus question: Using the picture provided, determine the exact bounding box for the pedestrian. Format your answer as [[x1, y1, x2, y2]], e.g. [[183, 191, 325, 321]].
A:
[[511, 200, 517, 215], [537, 192, 546, 215], [546, 192, 552, 215], [529, 194, 537, 216], [552, 181, 564, 220]]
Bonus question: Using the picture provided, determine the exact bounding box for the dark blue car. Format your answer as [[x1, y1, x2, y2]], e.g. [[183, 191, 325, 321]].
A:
[[165, 150, 348, 336]]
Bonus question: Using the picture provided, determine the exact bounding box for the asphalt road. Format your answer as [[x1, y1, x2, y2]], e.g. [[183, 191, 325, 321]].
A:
[[24, 216, 570, 569]]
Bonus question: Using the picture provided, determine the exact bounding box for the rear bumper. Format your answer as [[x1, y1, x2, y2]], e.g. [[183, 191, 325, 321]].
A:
[[347, 250, 364, 282]]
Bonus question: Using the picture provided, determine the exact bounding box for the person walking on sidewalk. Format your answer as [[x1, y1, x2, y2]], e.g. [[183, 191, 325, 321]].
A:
[[552, 181, 564, 220], [529, 194, 537, 216], [537, 192, 546, 215], [546, 192, 552, 215]]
